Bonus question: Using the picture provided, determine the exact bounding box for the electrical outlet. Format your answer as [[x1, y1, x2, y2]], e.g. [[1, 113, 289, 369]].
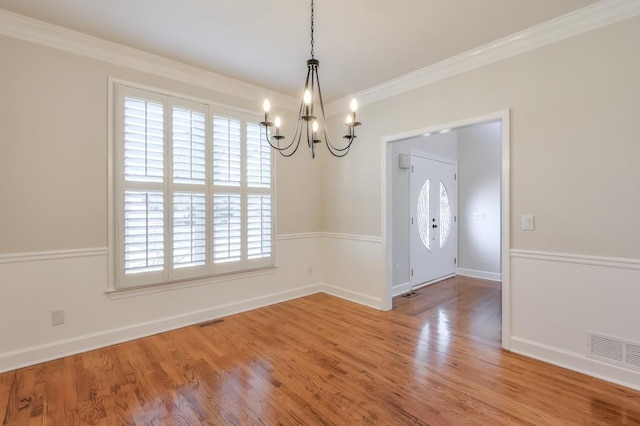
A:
[[308, 266, 313, 276], [51, 309, 65, 326]]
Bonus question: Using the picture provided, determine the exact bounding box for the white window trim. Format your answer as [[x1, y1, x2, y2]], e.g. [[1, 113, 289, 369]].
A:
[[107, 78, 276, 291]]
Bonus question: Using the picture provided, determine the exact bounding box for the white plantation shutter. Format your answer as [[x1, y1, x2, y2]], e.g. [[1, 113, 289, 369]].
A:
[[173, 108, 206, 184], [212, 194, 242, 263], [246, 123, 271, 188], [114, 83, 274, 289], [213, 116, 241, 186], [246, 122, 272, 261], [124, 98, 164, 183], [247, 195, 272, 259], [123, 191, 164, 274], [173, 193, 206, 268]]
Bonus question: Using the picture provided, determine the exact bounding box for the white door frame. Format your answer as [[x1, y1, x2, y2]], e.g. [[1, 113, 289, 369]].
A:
[[381, 109, 511, 350]]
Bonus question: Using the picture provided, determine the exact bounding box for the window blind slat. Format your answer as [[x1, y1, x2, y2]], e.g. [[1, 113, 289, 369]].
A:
[[173, 193, 206, 269], [213, 116, 241, 187], [123, 191, 164, 274], [124, 98, 164, 183], [247, 195, 272, 259], [173, 108, 206, 185], [246, 123, 271, 189], [213, 194, 241, 263]]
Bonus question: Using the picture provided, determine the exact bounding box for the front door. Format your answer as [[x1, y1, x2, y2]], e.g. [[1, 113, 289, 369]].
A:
[[409, 154, 457, 287]]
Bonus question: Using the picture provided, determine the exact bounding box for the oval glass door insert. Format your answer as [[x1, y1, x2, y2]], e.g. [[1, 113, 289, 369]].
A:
[[417, 179, 431, 250], [440, 181, 451, 247]]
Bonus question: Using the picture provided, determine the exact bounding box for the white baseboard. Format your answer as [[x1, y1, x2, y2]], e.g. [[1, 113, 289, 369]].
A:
[[319, 283, 383, 310], [456, 268, 502, 282], [0, 284, 323, 374], [391, 282, 412, 297], [510, 336, 640, 392], [0, 282, 387, 373]]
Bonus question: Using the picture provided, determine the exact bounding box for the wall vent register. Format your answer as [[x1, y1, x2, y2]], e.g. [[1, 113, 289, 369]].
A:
[[588, 332, 640, 371]]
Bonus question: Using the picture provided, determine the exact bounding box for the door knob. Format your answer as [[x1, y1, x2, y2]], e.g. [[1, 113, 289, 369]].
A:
[[432, 224, 438, 228]]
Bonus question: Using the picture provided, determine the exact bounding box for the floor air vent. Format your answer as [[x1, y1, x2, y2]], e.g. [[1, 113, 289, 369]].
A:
[[199, 318, 225, 327], [588, 332, 640, 371]]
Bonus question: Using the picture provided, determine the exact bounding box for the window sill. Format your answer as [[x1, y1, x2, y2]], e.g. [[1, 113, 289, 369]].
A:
[[106, 265, 278, 300]]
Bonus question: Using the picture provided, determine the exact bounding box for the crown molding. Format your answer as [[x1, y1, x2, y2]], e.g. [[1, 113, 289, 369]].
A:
[[0, 9, 298, 111], [2, 1, 639, 116], [327, 0, 640, 116]]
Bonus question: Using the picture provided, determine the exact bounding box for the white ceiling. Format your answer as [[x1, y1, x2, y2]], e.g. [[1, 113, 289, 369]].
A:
[[0, 0, 598, 101]]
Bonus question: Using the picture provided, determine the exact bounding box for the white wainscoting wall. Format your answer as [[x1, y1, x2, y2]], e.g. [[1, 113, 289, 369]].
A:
[[0, 232, 391, 373], [320, 233, 386, 310], [510, 249, 640, 391], [3, 234, 640, 395], [0, 235, 325, 373]]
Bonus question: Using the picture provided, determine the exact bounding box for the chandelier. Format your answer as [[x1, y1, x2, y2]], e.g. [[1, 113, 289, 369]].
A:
[[260, 0, 361, 158]]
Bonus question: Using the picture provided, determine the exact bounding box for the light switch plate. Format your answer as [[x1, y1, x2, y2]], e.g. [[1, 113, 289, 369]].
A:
[[522, 214, 535, 231]]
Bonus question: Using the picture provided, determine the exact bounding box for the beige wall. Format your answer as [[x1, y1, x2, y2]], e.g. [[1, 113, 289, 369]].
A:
[[457, 122, 502, 276], [325, 16, 640, 259], [321, 15, 640, 389], [1, 13, 640, 388], [0, 35, 320, 254], [0, 33, 324, 372]]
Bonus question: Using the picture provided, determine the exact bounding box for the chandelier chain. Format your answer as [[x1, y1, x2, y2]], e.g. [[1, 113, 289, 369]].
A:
[[310, 0, 315, 58]]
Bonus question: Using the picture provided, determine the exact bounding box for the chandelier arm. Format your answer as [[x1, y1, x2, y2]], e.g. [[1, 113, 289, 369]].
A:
[[261, 125, 294, 153], [306, 119, 313, 149], [329, 137, 356, 152], [275, 127, 303, 157], [309, 66, 316, 122], [260, 102, 307, 156], [313, 66, 356, 157], [319, 116, 356, 156], [273, 120, 304, 158], [313, 66, 331, 147], [325, 133, 355, 156], [281, 102, 308, 157], [302, 63, 315, 121]]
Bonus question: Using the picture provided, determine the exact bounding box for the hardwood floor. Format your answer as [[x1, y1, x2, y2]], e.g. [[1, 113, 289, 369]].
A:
[[1, 277, 639, 425]]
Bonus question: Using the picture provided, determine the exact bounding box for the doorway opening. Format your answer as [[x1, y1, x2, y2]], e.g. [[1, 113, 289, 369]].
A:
[[382, 110, 511, 349]]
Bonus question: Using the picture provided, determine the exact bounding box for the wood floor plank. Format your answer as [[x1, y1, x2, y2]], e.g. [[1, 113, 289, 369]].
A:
[[0, 372, 16, 425], [1, 277, 639, 425]]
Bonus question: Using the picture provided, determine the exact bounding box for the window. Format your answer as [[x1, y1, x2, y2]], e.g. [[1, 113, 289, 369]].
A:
[[417, 179, 431, 251], [112, 83, 274, 289], [439, 181, 451, 248]]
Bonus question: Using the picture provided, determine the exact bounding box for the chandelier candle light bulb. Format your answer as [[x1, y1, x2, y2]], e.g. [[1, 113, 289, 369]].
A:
[[304, 90, 312, 117], [263, 99, 271, 123], [258, 0, 362, 158], [275, 116, 281, 136]]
